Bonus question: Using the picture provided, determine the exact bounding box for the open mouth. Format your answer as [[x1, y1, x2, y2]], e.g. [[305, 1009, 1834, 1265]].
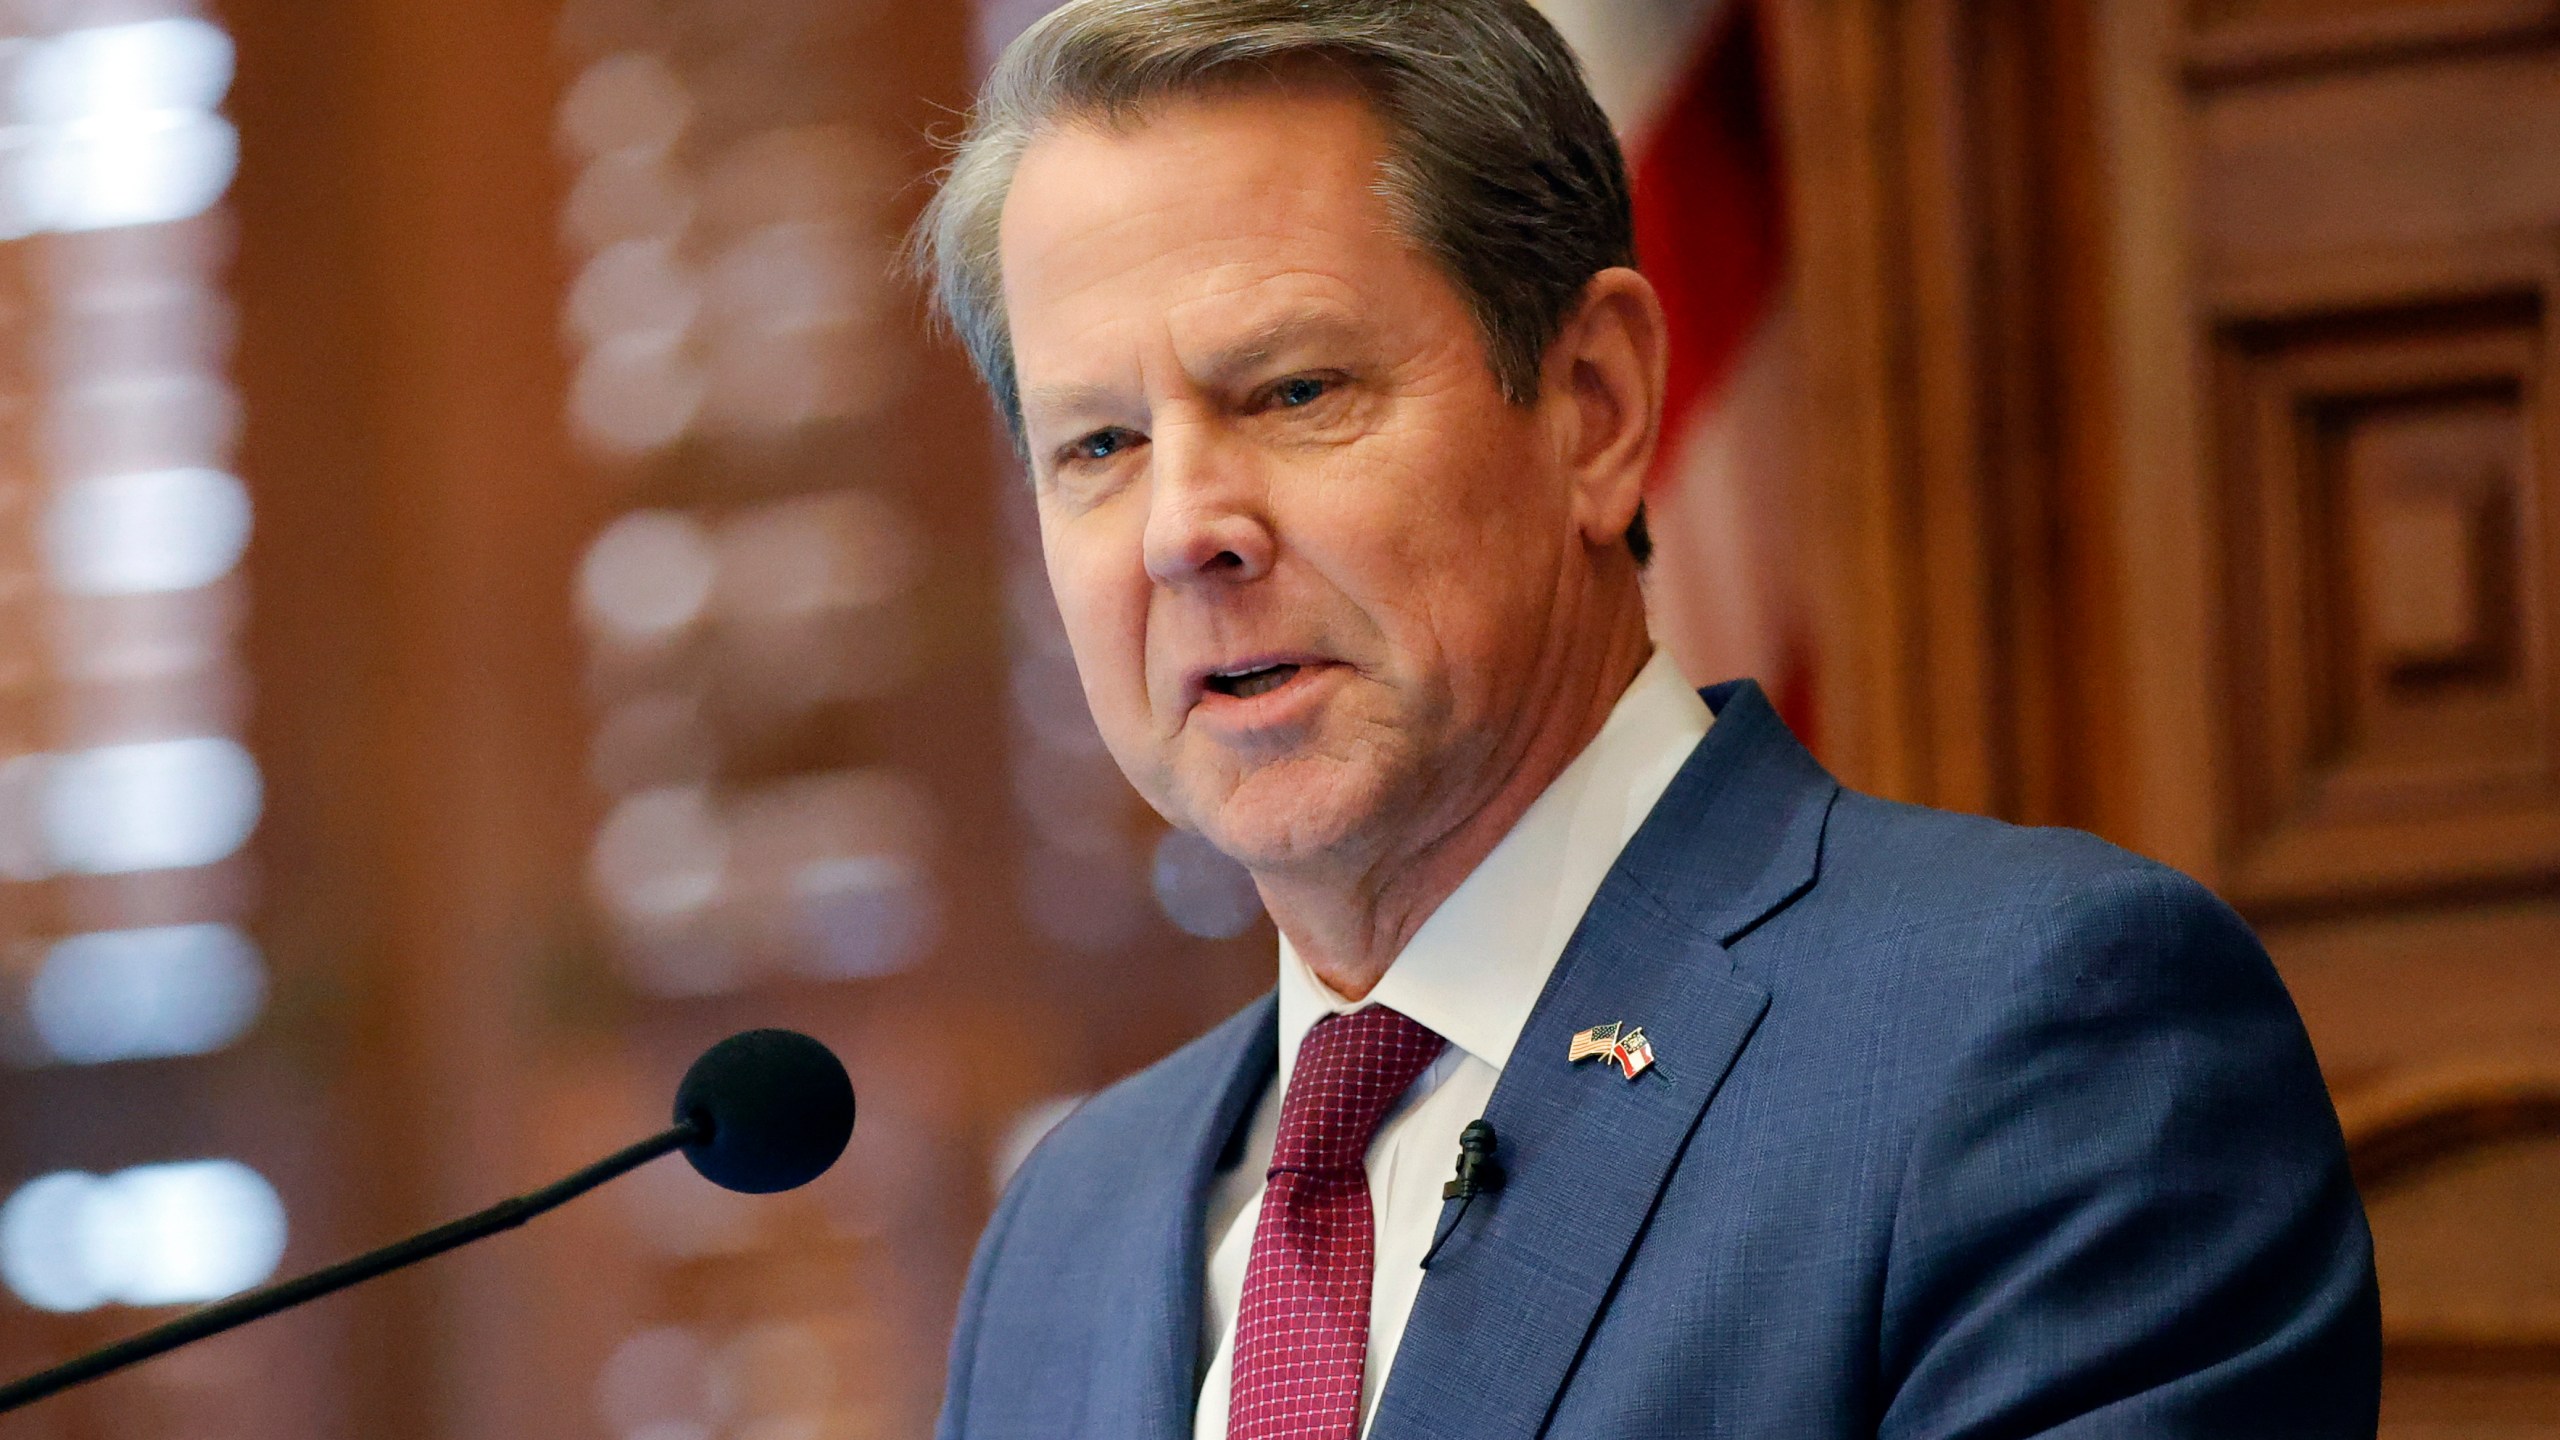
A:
[[1203, 663, 1301, 700]]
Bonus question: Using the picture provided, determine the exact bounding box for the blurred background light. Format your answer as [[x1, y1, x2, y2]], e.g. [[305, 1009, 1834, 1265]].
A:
[[4, 20, 238, 237], [47, 372, 241, 480], [564, 148, 693, 252], [44, 585, 245, 684], [1150, 829, 1264, 939], [591, 784, 727, 928], [17, 20, 234, 126], [707, 1320, 835, 1428], [568, 236, 698, 348], [700, 322, 867, 434], [625, 1423, 713, 1440], [38, 735, 261, 875], [558, 53, 692, 161], [28, 922, 265, 1064], [571, 334, 704, 456], [703, 222, 870, 335], [1008, 650, 1107, 756], [596, 1325, 715, 1438], [45, 278, 233, 382], [710, 490, 921, 623], [44, 466, 251, 595], [989, 1095, 1083, 1193], [698, 125, 880, 233], [0, 1159, 286, 1312], [788, 853, 933, 981], [579, 511, 718, 642], [0, 1171, 106, 1311]]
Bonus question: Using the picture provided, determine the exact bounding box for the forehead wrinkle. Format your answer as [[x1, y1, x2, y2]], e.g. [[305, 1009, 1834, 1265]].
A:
[[1162, 262, 1368, 385], [1182, 307, 1362, 390]]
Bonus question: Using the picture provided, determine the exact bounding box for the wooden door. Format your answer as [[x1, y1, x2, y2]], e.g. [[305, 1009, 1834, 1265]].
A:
[[1773, 0, 2560, 1429]]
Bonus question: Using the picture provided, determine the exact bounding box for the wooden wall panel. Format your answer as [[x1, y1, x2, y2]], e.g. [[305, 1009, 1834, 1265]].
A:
[[2210, 257, 2560, 906], [1779, 0, 2560, 1426], [2196, 53, 2560, 269], [2272, 899, 2560, 1092]]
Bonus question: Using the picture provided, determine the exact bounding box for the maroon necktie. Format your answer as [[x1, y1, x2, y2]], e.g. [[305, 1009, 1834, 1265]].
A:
[[1229, 1006, 1448, 1440]]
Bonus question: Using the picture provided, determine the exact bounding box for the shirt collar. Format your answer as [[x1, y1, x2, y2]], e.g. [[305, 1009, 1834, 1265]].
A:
[[1274, 649, 1712, 1089]]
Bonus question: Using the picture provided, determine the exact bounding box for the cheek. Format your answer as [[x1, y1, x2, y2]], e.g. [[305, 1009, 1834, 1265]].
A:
[[1040, 514, 1154, 709], [1321, 418, 1549, 597], [1330, 432, 1566, 687]]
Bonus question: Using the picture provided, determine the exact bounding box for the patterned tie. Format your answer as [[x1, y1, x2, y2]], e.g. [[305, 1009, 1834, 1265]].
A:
[[1229, 1005, 1448, 1440]]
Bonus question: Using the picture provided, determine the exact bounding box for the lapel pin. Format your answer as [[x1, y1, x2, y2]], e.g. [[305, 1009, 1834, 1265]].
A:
[[1613, 1026, 1655, 1080], [1569, 1022, 1656, 1080]]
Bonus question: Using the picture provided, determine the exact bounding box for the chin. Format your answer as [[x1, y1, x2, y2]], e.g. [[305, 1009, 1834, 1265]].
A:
[[1182, 755, 1403, 876]]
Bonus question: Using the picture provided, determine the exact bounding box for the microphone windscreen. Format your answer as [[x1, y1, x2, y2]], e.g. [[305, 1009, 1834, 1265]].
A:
[[674, 1029, 857, 1194]]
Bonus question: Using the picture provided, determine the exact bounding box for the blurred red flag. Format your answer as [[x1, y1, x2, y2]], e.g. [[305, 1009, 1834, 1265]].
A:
[[1541, 0, 1811, 740]]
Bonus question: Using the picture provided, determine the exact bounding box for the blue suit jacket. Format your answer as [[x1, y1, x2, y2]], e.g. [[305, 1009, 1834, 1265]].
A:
[[939, 682, 2380, 1437]]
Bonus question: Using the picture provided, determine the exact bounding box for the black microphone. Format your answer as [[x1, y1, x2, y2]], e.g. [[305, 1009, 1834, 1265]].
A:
[[1440, 1119, 1502, 1202], [1422, 1119, 1501, 1269], [0, 1027, 856, 1416]]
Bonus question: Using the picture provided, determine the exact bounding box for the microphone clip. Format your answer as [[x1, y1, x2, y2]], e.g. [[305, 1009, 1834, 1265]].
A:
[[1440, 1118, 1503, 1201], [1423, 1119, 1501, 1269]]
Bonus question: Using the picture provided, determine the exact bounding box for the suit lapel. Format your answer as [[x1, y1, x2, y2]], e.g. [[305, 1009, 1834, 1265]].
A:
[[1371, 680, 1838, 1440], [1103, 995, 1277, 1440]]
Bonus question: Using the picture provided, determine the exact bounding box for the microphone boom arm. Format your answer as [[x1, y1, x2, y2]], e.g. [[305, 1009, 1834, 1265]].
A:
[[0, 1119, 704, 1415]]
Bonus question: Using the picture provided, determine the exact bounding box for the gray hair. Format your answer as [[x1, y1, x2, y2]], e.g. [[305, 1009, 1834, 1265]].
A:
[[912, 0, 1638, 450]]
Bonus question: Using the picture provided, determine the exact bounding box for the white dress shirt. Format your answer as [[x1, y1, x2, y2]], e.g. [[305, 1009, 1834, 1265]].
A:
[[1192, 650, 1713, 1439]]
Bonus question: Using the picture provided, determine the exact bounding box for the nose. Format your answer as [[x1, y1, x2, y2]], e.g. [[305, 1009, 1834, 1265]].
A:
[[1141, 419, 1275, 588]]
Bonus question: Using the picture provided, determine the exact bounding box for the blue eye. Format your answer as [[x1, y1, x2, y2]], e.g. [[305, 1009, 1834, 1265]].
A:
[[1070, 428, 1133, 462], [1274, 376, 1326, 408]]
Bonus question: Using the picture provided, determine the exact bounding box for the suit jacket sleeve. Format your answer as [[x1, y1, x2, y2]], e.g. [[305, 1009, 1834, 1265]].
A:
[[1876, 864, 2380, 1436]]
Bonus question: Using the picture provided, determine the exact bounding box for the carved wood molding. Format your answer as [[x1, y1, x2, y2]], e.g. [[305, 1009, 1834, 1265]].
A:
[[2343, 1064, 2560, 1379], [2340, 1062, 2560, 1194], [2386, 1332, 2560, 1374], [2206, 236, 2560, 910], [1765, 0, 2105, 823], [2184, 0, 2560, 89]]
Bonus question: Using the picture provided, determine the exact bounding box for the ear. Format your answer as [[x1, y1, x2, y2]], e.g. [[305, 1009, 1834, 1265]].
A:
[[1543, 267, 1669, 550]]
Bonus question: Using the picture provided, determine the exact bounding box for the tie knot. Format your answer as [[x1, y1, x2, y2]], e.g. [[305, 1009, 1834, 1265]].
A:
[[1271, 1006, 1447, 1176]]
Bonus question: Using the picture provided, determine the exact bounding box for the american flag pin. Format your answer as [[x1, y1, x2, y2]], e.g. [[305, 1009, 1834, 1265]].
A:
[[1567, 1021, 1622, 1065], [1568, 1021, 1655, 1080]]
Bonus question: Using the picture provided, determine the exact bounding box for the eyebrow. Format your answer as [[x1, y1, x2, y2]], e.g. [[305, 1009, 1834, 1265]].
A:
[[1196, 309, 1359, 389], [1018, 307, 1363, 424], [1020, 379, 1125, 421]]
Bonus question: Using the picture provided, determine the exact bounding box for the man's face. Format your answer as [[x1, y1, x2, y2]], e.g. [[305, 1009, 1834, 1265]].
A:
[[1000, 83, 1600, 879]]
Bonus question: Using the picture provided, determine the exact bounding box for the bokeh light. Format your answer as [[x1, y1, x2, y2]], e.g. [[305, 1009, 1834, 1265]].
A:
[[27, 922, 265, 1064], [36, 735, 262, 876], [591, 784, 727, 927], [3, 19, 238, 238], [580, 511, 719, 644], [0, 1160, 286, 1312], [596, 1325, 715, 1436], [44, 465, 251, 595], [558, 53, 693, 161], [1150, 829, 1264, 940], [989, 1095, 1083, 1193]]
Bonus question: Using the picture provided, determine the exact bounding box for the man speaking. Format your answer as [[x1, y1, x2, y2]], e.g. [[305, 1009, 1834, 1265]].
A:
[[915, 1, 2381, 1434]]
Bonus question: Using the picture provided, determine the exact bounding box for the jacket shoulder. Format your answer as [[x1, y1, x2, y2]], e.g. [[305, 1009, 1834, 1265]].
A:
[[1822, 788, 2189, 899], [1002, 993, 1272, 1205], [1814, 790, 2245, 953], [1715, 787, 2297, 1058]]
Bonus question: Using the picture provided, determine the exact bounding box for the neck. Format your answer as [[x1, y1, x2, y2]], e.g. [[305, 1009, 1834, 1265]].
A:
[[1259, 578, 1654, 1002]]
